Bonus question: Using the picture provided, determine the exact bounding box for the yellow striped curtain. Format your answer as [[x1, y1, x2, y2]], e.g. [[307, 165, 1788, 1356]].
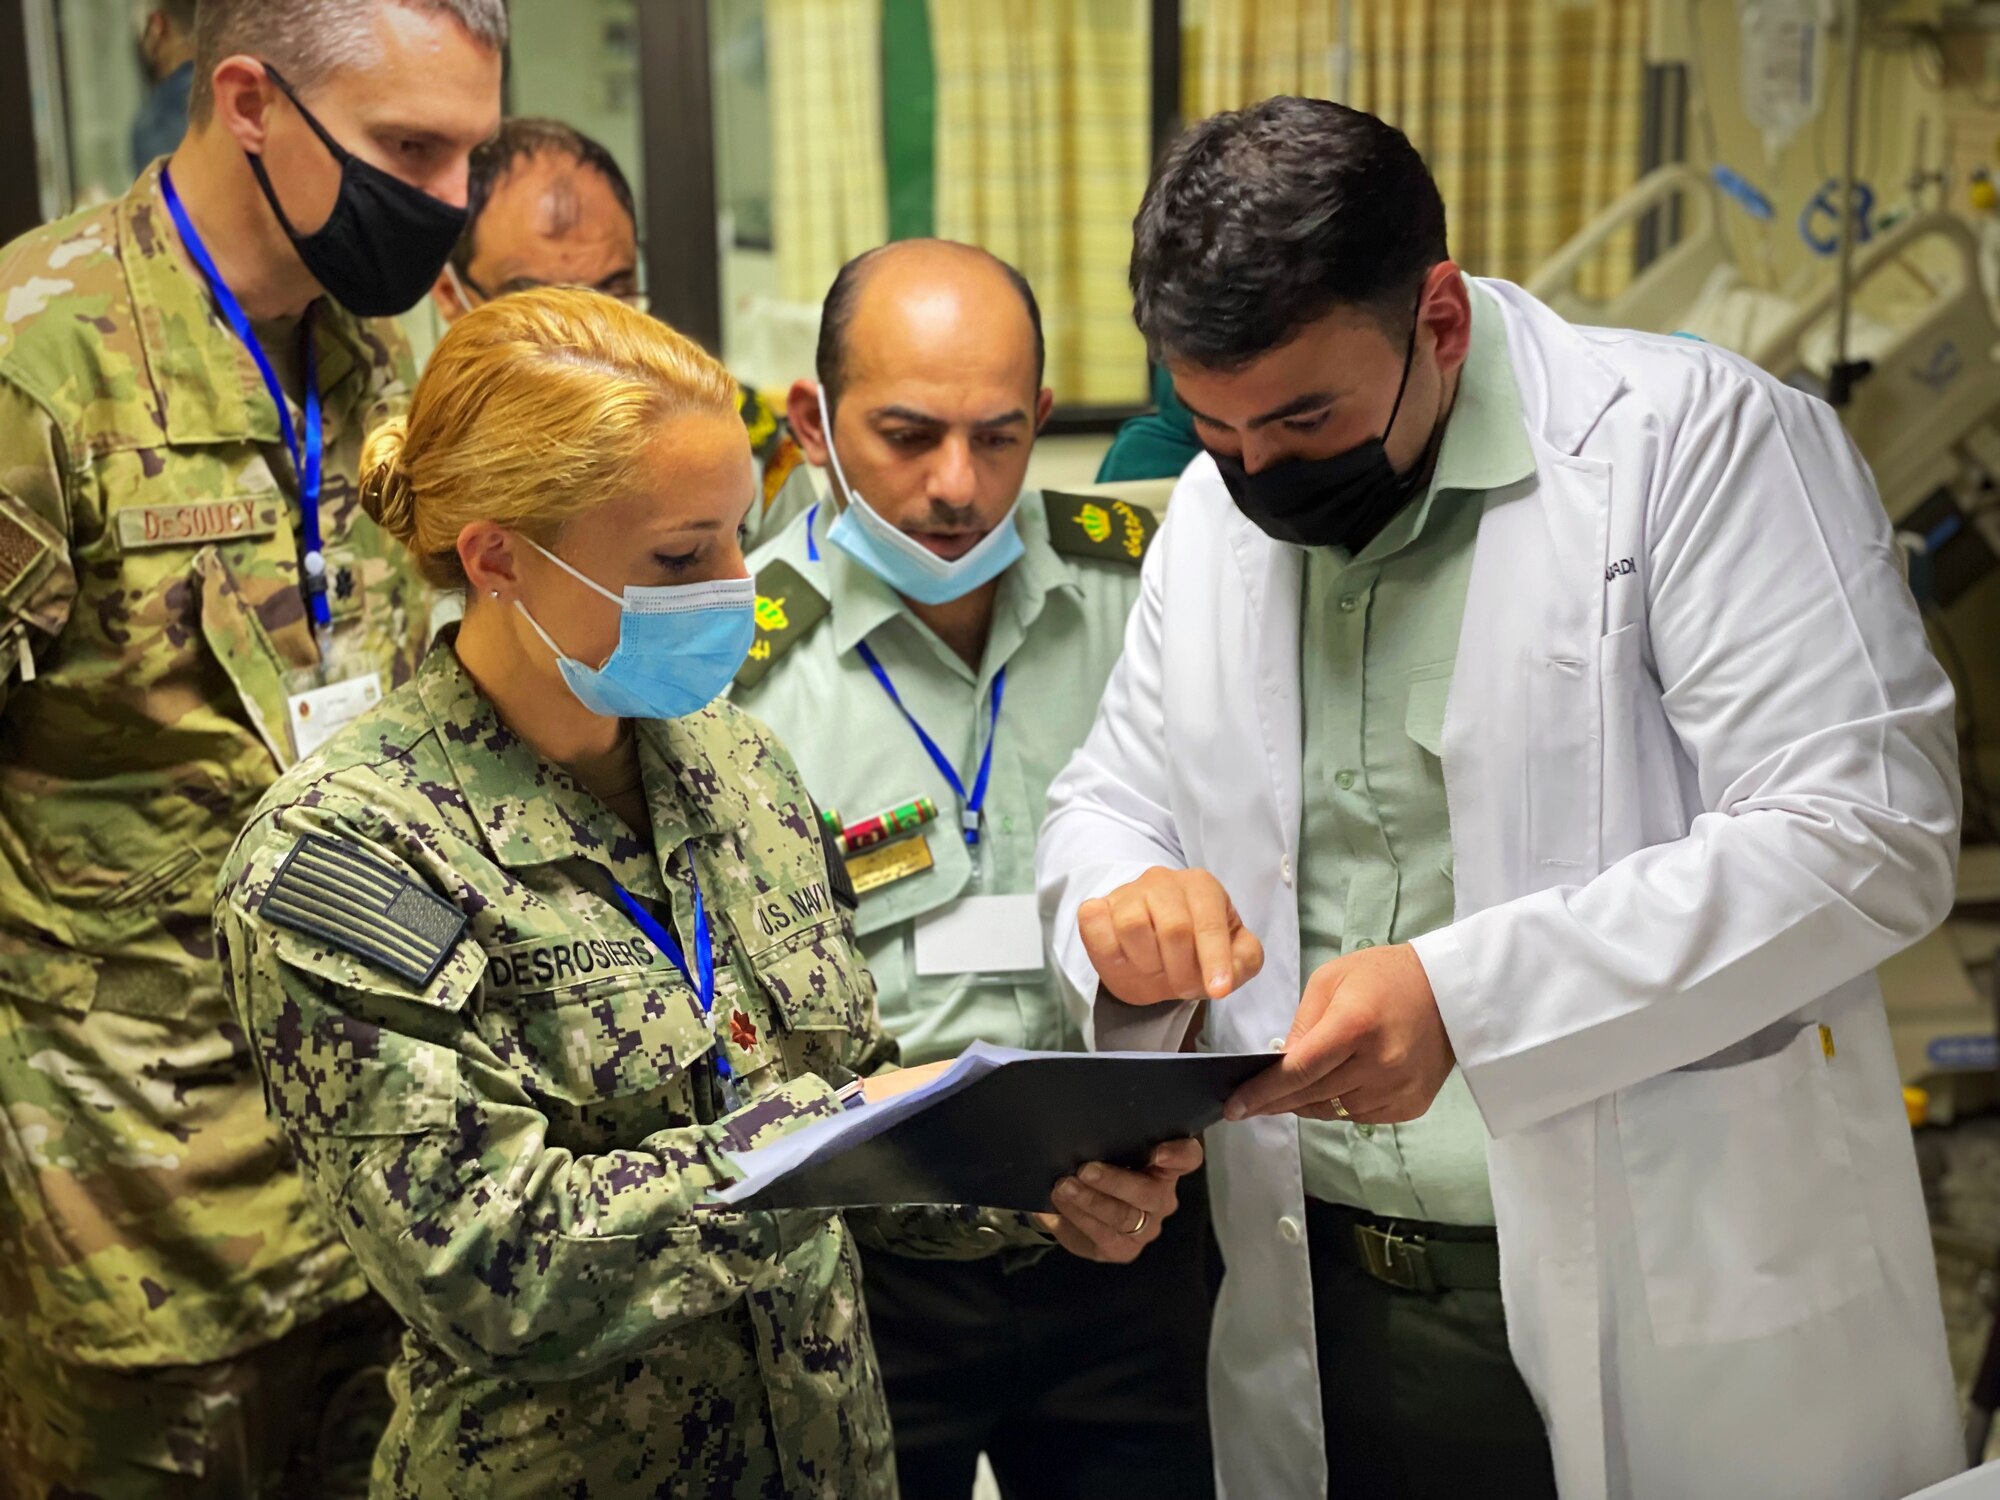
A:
[[768, 0, 890, 302], [1185, 0, 1339, 120], [928, 0, 1153, 405], [1189, 0, 1649, 297]]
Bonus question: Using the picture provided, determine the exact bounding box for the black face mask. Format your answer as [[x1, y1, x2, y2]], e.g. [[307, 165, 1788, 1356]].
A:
[[1211, 303, 1440, 554], [245, 65, 468, 318]]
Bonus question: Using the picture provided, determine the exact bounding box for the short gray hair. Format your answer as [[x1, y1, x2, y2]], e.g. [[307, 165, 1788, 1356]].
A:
[[191, 0, 508, 123]]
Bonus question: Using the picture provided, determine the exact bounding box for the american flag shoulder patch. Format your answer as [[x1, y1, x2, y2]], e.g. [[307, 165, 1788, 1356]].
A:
[[260, 834, 467, 988]]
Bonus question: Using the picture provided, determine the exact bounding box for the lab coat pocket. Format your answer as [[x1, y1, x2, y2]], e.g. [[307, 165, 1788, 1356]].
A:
[[1615, 1024, 1883, 1346]]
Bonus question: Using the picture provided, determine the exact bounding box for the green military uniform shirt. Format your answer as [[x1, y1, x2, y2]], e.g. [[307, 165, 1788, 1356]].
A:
[[1296, 280, 1535, 1225], [214, 638, 1035, 1497], [732, 477, 1154, 1067], [0, 162, 431, 1372]]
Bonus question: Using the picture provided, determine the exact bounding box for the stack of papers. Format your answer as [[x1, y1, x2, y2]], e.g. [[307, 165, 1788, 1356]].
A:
[[714, 1041, 1270, 1212]]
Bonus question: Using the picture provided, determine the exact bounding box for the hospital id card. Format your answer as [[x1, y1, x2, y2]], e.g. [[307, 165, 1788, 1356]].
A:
[[287, 671, 382, 760], [912, 893, 1046, 977]]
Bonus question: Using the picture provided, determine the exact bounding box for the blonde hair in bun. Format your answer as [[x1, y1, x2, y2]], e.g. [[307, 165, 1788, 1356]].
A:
[[360, 287, 739, 590], [359, 415, 418, 548]]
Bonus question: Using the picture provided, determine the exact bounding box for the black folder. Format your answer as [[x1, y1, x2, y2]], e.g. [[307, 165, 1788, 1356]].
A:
[[719, 1046, 1271, 1213]]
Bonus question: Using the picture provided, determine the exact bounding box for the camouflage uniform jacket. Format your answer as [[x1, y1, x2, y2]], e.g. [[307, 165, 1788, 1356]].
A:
[[214, 640, 1041, 1498], [0, 162, 430, 1371]]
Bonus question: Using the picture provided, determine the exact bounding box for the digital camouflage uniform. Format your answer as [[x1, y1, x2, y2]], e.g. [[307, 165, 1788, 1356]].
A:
[[213, 639, 1043, 1499], [0, 163, 428, 1493]]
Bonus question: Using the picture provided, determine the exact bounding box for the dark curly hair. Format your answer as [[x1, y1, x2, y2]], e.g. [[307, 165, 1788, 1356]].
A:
[[1131, 96, 1448, 370]]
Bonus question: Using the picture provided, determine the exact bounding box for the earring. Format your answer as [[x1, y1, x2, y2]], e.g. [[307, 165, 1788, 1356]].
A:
[[490, 590, 500, 599]]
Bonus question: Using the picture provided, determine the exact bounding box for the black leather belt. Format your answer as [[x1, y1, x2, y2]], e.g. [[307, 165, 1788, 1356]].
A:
[[1306, 1198, 1501, 1294]]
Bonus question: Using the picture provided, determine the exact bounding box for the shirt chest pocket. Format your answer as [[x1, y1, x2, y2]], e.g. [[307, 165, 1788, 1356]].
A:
[[1405, 668, 1451, 761], [748, 922, 875, 1077], [480, 942, 715, 1109]]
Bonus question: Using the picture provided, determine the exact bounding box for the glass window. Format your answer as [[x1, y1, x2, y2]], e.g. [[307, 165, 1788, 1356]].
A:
[[710, 0, 1154, 411], [508, 0, 646, 222], [31, 0, 176, 216]]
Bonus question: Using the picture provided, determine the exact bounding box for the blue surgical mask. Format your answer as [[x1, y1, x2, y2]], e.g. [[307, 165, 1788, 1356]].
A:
[[514, 538, 755, 720], [818, 387, 1025, 605]]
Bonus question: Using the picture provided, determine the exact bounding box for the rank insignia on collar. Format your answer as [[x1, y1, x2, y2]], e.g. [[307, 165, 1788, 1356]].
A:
[[730, 1009, 760, 1050], [1045, 491, 1157, 565]]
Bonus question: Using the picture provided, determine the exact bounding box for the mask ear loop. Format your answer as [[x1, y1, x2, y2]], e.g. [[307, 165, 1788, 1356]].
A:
[[442, 262, 480, 312], [1378, 286, 1427, 448], [244, 61, 354, 242], [521, 534, 626, 606], [816, 386, 863, 513], [259, 63, 352, 164], [510, 536, 627, 673]]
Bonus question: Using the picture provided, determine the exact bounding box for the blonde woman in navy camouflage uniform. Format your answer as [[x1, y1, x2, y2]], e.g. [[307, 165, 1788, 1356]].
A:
[[212, 288, 1202, 1499]]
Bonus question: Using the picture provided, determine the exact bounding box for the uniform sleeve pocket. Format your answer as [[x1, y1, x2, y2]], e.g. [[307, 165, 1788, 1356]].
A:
[[1614, 1024, 1883, 1346], [258, 991, 460, 1137]]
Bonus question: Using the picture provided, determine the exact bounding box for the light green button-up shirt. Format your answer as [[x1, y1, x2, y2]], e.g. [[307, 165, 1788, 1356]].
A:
[[733, 488, 1146, 1067], [1296, 281, 1535, 1225]]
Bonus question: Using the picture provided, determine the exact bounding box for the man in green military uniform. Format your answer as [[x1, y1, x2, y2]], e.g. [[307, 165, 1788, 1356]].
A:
[[0, 1, 503, 1492], [731, 240, 1215, 1500]]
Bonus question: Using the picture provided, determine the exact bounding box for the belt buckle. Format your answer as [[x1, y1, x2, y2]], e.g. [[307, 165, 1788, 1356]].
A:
[[1354, 1224, 1435, 1293]]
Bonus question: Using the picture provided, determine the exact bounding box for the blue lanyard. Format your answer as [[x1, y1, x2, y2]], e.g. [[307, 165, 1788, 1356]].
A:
[[611, 848, 732, 1094], [853, 641, 1005, 847], [160, 166, 329, 636], [806, 502, 820, 562]]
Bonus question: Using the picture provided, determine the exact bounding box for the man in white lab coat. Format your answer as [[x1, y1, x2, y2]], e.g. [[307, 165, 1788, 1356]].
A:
[[1038, 96, 1966, 1500]]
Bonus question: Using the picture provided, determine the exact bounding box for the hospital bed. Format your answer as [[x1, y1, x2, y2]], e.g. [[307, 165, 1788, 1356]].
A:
[[1529, 165, 2000, 526], [1528, 164, 1816, 362]]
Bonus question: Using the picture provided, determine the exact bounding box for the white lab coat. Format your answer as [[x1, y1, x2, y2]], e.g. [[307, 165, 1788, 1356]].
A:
[[1038, 280, 1965, 1500]]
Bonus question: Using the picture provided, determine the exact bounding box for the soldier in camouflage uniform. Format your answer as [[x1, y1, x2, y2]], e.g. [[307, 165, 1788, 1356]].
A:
[[211, 287, 1199, 1498], [0, 2, 505, 1493]]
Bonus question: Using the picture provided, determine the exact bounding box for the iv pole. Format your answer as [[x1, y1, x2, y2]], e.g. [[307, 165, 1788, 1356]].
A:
[[1829, 0, 1872, 407]]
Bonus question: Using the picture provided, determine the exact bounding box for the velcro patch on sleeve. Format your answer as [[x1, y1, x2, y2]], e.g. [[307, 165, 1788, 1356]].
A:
[[259, 834, 467, 988], [816, 807, 859, 912], [1044, 491, 1158, 565], [0, 508, 52, 600]]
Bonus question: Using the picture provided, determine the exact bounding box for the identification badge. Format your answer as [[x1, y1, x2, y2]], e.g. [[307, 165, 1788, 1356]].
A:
[[287, 671, 382, 760], [847, 833, 935, 896], [912, 893, 1046, 977]]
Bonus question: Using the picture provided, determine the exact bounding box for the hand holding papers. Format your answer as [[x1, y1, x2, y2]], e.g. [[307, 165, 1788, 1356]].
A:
[[715, 1042, 1267, 1214]]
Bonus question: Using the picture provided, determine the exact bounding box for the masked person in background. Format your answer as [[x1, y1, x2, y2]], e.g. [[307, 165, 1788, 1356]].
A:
[[732, 240, 1215, 1500], [426, 117, 807, 550], [131, 0, 199, 176], [0, 1, 502, 1493], [213, 287, 1202, 1498]]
